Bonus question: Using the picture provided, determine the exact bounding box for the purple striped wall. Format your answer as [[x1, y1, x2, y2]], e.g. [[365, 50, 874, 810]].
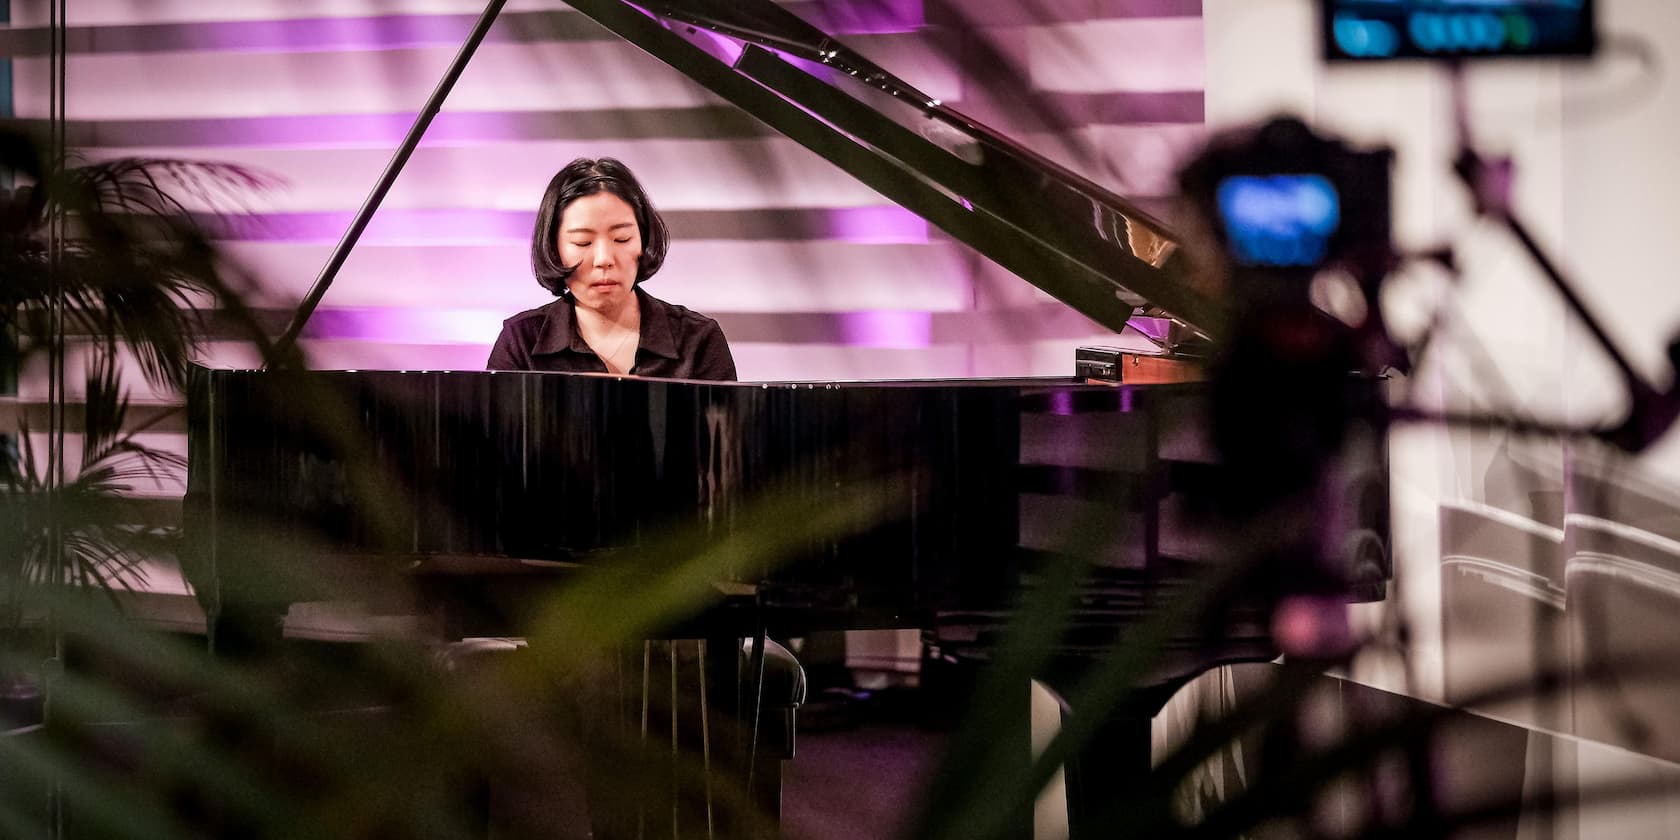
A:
[[1, 1, 1205, 382]]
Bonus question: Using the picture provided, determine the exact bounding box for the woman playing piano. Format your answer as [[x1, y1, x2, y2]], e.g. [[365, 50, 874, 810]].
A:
[[483, 159, 793, 837], [487, 157, 736, 380]]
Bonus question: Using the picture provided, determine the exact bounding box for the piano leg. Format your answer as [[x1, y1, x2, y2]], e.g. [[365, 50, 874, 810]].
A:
[[1047, 679, 1186, 840], [1063, 714, 1154, 840]]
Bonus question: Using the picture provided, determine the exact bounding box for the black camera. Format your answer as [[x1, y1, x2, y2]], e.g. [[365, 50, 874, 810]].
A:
[[1179, 117, 1395, 286]]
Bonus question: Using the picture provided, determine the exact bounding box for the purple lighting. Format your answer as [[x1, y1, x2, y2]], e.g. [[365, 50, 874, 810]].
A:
[[1049, 389, 1076, 416], [800, 0, 925, 34], [827, 206, 929, 244], [780, 52, 848, 87], [91, 112, 548, 149], [302, 307, 941, 351], [305, 308, 504, 344], [209, 210, 534, 244], [212, 207, 933, 244], [691, 28, 747, 66], [837, 311, 932, 349]]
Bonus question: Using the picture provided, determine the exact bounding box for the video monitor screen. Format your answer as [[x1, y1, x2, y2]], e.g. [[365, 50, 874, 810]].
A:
[[1324, 1, 1595, 61]]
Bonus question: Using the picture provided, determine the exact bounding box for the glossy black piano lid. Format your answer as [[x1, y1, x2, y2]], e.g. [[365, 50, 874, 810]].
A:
[[560, 0, 1224, 340]]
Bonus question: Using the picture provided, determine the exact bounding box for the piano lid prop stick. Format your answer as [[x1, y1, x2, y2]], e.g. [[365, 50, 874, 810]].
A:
[[270, 0, 509, 364]]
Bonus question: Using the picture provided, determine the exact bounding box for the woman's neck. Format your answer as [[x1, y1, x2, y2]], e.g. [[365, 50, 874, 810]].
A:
[[574, 288, 641, 334], [573, 288, 642, 374]]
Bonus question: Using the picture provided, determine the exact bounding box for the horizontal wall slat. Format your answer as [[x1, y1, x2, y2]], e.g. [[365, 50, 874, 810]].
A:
[[288, 303, 1113, 346], [19, 107, 774, 149], [8, 0, 557, 28], [0, 400, 186, 434], [184, 207, 933, 245], [1026, 18, 1205, 93], [15, 432, 188, 496], [15, 41, 733, 119], [7, 302, 1106, 346], [0, 11, 614, 57], [927, 0, 1204, 26], [13, 25, 1200, 119], [83, 138, 896, 212], [218, 240, 976, 312], [23, 338, 1141, 386], [0, 4, 943, 56], [7, 0, 1187, 39]]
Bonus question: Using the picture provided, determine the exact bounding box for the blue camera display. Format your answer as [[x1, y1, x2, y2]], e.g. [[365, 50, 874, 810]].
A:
[[1325, 0, 1593, 60], [1217, 174, 1342, 268]]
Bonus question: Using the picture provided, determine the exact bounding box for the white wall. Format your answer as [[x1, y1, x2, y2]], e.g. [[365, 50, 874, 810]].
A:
[[1205, 0, 1680, 700], [1561, 1, 1680, 457]]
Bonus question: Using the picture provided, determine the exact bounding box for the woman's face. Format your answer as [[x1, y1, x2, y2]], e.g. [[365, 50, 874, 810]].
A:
[[560, 191, 642, 312]]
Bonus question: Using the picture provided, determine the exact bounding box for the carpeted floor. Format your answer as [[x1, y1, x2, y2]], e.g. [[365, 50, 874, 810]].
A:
[[781, 706, 948, 840]]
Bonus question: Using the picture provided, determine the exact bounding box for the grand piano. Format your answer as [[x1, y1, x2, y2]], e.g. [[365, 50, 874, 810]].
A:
[[183, 1, 1392, 837]]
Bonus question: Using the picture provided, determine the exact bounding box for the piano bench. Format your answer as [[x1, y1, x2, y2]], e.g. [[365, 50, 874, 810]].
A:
[[431, 635, 807, 836], [742, 637, 808, 761], [433, 636, 806, 757]]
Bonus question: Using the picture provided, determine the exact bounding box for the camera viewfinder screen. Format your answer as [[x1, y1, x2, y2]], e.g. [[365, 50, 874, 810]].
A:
[[1324, 0, 1594, 61], [1217, 175, 1342, 269]]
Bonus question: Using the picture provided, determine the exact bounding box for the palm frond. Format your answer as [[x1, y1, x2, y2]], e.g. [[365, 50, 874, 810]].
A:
[[0, 126, 282, 388], [0, 361, 183, 597]]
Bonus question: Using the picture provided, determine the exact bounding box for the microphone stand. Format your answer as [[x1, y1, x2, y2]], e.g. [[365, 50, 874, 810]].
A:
[[1423, 61, 1680, 453], [1380, 61, 1680, 838]]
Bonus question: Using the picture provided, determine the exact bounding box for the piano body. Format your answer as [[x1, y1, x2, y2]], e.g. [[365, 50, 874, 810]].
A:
[[182, 1, 1392, 835], [187, 367, 1294, 639]]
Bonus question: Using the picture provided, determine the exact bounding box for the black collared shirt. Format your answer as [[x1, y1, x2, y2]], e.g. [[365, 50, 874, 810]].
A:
[[486, 287, 737, 381]]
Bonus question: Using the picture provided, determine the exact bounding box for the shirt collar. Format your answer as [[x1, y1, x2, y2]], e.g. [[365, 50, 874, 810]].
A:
[[531, 286, 680, 360]]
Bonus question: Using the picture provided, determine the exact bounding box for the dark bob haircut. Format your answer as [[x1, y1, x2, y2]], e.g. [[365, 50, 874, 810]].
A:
[[530, 157, 670, 296]]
